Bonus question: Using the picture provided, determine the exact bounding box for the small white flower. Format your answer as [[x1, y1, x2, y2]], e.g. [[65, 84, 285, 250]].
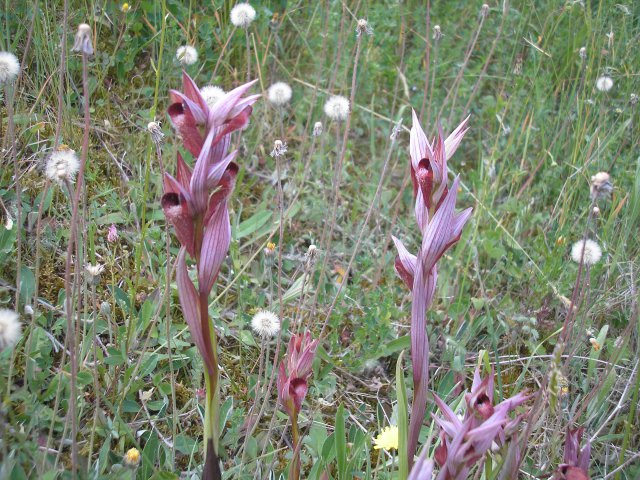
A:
[[45, 147, 80, 184], [579, 47, 587, 60], [480, 4, 490, 17], [176, 45, 198, 65], [571, 239, 602, 265], [595, 76, 613, 92], [251, 310, 280, 338], [324, 95, 350, 121], [0, 51, 20, 84], [270, 139, 287, 158], [267, 82, 292, 106], [200, 85, 226, 108], [24, 305, 34, 316], [4, 216, 13, 230], [313, 121, 323, 137], [0, 309, 21, 351], [230, 3, 256, 28]]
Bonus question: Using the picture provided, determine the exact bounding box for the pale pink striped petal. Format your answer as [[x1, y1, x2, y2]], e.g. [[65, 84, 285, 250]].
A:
[[176, 248, 215, 373], [198, 201, 231, 295]]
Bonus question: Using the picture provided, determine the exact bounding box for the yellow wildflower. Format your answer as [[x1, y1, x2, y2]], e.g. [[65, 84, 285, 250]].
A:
[[373, 425, 399, 451], [121, 3, 131, 13], [124, 447, 140, 467]]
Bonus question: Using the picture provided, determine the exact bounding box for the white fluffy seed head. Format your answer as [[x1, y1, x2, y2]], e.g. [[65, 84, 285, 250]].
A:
[[571, 239, 602, 265], [72, 23, 94, 55], [267, 82, 292, 106], [176, 45, 198, 65], [230, 3, 256, 28], [324, 95, 350, 121], [595, 76, 613, 92], [85, 263, 105, 277], [433, 25, 442, 41], [0, 51, 20, 84], [200, 85, 226, 108], [0, 309, 21, 351], [251, 310, 280, 338], [45, 147, 80, 184]]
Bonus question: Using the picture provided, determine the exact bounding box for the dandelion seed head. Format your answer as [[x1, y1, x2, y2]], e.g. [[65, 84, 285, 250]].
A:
[[0, 51, 20, 84], [147, 121, 165, 144], [313, 121, 323, 137], [324, 95, 350, 121], [570, 239, 602, 265], [85, 263, 105, 277], [355, 19, 373, 37], [433, 25, 442, 41], [176, 45, 198, 65], [590, 171, 612, 200], [72, 23, 94, 55], [251, 310, 280, 338], [270, 139, 287, 158], [45, 147, 80, 184], [267, 82, 292, 106], [230, 3, 256, 28], [200, 85, 226, 108], [481, 4, 490, 17], [0, 309, 21, 351], [595, 75, 614, 92]]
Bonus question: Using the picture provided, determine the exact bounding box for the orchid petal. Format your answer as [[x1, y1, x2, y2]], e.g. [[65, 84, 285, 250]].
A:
[[392, 235, 417, 290], [208, 79, 258, 127], [176, 248, 215, 373], [198, 201, 231, 295]]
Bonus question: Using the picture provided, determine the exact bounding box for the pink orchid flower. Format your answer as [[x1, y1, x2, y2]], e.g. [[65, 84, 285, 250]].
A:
[[392, 110, 473, 465], [432, 369, 529, 480], [163, 73, 259, 375], [277, 331, 319, 418]]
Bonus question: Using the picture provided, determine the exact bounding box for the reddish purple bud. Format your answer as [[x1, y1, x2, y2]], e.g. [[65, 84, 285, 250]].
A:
[[277, 331, 318, 418]]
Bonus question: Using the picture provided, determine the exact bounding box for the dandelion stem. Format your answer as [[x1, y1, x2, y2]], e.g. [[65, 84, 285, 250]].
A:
[[63, 48, 90, 478]]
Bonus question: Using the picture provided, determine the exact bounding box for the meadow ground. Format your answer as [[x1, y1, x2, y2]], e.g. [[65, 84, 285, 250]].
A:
[[0, 1, 638, 479]]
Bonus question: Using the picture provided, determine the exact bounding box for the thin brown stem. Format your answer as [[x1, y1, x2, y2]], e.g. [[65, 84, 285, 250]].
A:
[[54, 0, 68, 146], [63, 51, 90, 476]]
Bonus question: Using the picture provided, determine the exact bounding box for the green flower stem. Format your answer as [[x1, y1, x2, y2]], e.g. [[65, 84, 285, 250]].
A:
[[289, 411, 301, 480]]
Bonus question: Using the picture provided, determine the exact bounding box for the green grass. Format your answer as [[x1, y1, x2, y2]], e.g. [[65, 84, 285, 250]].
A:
[[1, 0, 638, 479]]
